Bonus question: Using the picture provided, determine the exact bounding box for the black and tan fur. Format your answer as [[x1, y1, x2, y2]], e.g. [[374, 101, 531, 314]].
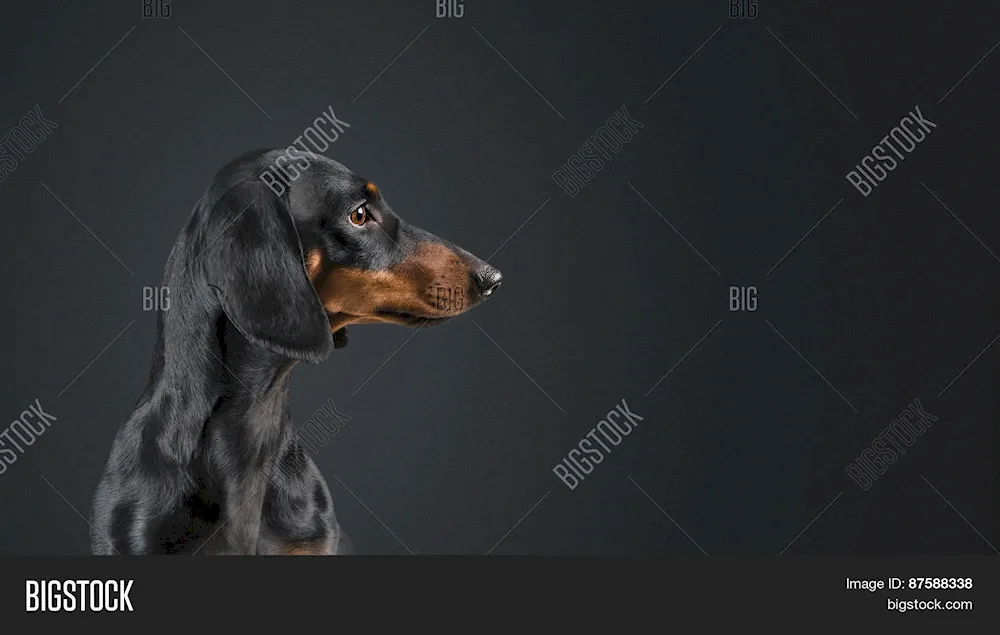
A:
[[90, 149, 502, 555]]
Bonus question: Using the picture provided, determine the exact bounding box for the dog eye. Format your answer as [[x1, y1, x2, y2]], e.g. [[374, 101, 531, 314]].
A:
[[349, 205, 368, 226]]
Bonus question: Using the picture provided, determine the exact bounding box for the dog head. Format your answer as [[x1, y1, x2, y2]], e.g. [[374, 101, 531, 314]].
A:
[[191, 149, 502, 363]]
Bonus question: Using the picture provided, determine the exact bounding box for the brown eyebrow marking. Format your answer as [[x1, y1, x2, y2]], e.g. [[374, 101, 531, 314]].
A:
[[365, 182, 379, 197]]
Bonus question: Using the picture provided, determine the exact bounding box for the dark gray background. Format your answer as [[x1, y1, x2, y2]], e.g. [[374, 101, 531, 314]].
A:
[[0, 0, 997, 555]]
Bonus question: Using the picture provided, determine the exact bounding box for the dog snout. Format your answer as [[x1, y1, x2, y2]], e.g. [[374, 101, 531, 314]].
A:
[[473, 263, 503, 299]]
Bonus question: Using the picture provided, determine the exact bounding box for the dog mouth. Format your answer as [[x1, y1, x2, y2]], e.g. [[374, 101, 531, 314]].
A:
[[373, 309, 454, 327]]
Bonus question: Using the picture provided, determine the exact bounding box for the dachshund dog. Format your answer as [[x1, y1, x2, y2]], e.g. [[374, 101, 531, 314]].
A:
[[90, 149, 502, 554]]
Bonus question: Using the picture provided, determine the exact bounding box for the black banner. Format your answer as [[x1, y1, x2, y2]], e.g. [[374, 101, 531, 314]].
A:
[[1, 557, 995, 628]]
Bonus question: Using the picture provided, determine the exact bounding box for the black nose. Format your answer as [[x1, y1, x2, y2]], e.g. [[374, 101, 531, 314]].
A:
[[474, 264, 503, 298]]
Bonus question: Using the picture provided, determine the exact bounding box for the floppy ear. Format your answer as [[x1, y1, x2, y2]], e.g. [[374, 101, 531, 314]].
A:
[[201, 181, 334, 363]]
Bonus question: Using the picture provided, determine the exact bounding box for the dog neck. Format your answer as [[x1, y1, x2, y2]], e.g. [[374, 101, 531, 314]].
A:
[[138, 285, 301, 476]]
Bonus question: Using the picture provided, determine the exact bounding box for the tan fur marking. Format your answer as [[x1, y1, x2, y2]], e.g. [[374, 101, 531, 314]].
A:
[[310, 242, 473, 330], [365, 182, 379, 197], [305, 248, 323, 281], [280, 541, 331, 556]]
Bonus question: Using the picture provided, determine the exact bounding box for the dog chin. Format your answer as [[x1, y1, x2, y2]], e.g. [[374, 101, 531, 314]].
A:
[[374, 309, 455, 328]]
